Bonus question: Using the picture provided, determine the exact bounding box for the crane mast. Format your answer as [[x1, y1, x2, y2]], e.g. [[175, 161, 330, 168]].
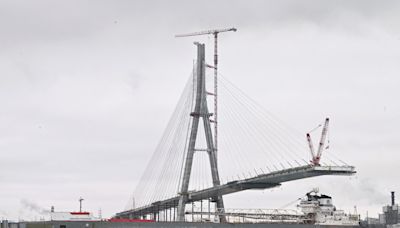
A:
[[315, 118, 329, 164], [306, 133, 315, 161], [175, 27, 237, 160]]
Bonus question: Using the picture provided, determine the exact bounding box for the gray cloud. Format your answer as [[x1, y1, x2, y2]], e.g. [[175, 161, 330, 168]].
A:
[[0, 0, 399, 221]]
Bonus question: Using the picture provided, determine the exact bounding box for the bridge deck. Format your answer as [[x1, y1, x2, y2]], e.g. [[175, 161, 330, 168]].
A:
[[115, 165, 355, 218]]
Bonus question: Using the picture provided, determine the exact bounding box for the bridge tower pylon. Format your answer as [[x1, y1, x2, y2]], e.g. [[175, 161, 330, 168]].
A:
[[177, 43, 226, 222]]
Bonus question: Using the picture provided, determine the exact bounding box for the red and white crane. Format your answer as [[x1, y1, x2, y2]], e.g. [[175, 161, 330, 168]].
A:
[[175, 28, 237, 158], [307, 118, 329, 166]]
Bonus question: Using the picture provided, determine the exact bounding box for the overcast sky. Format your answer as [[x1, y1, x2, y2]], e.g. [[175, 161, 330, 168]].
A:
[[1, 0, 400, 221]]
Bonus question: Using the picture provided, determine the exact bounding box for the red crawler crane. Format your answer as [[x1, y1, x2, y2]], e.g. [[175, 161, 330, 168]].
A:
[[307, 118, 329, 166]]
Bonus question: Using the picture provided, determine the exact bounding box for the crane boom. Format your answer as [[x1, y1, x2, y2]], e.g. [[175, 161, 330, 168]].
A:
[[316, 118, 329, 159], [175, 28, 237, 37], [306, 133, 316, 159]]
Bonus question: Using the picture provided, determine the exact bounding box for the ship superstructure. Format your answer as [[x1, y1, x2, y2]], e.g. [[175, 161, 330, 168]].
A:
[[298, 189, 359, 226]]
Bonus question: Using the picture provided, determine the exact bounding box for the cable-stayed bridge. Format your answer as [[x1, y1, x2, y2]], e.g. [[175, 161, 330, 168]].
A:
[[115, 43, 355, 222]]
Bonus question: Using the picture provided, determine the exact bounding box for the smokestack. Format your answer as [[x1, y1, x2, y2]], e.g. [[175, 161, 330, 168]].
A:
[[391, 191, 395, 206]]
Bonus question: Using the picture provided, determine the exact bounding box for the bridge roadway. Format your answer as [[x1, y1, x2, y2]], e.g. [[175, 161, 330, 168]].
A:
[[115, 165, 355, 219]]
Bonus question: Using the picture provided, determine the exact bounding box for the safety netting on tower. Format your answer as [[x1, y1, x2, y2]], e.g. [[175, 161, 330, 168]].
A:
[[125, 64, 348, 210]]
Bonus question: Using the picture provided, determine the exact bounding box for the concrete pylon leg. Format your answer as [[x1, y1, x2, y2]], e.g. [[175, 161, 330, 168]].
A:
[[177, 43, 226, 222]]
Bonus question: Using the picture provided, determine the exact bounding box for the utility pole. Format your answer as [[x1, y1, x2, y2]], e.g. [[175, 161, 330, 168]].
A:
[[175, 28, 237, 159]]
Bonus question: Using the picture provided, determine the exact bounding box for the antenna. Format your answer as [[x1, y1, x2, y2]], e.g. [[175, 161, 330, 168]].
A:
[[79, 197, 84, 212]]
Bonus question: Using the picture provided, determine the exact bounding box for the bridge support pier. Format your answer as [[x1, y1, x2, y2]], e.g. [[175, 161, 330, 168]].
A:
[[177, 43, 226, 223]]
